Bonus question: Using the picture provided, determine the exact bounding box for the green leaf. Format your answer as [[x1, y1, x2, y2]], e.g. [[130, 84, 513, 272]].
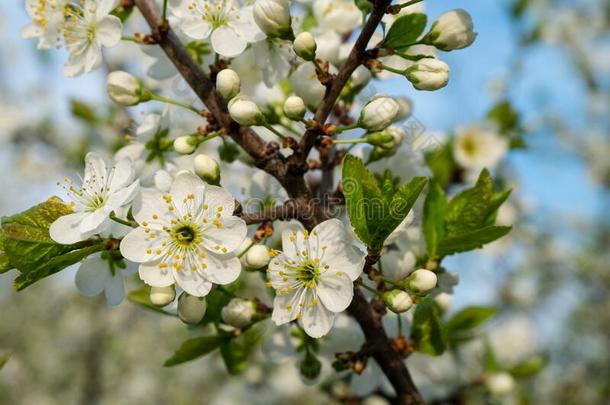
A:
[[484, 342, 501, 372], [508, 355, 547, 378], [14, 243, 105, 290], [70, 99, 99, 125], [218, 141, 240, 163], [369, 177, 428, 251], [164, 335, 223, 367], [355, 0, 373, 18], [0, 354, 9, 370], [383, 13, 428, 49], [437, 226, 512, 256], [0, 233, 13, 274], [127, 285, 175, 316], [220, 338, 249, 375], [342, 155, 383, 247], [445, 169, 494, 236], [445, 306, 496, 343], [487, 100, 519, 134], [411, 297, 446, 356], [423, 181, 447, 259]]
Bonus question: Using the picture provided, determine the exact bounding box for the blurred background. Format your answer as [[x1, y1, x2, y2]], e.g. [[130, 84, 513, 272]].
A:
[[0, 0, 609, 404]]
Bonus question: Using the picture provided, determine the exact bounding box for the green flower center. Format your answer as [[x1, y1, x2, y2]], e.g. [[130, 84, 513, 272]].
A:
[[296, 261, 320, 284], [172, 224, 200, 247]]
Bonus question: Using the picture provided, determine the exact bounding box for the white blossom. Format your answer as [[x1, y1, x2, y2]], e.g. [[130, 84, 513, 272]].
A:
[[22, 0, 69, 49], [453, 123, 509, 171], [268, 219, 366, 338], [313, 0, 362, 35], [120, 172, 247, 297], [50, 152, 139, 244]]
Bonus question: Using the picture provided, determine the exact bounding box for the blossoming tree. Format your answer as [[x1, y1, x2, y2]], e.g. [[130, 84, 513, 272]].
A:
[[2, 0, 536, 403]]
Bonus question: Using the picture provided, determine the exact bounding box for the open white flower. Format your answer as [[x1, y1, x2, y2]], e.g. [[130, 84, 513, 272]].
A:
[[75, 254, 126, 306], [268, 219, 366, 338], [62, 0, 123, 77], [120, 172, 247, 297], [252, 39, 294, 87], [453, 124, 509, 170], [22, 0, 69, 49], [50, 152, 139, 245], [313, 0, 362, 35], [172, 0, 264, 57]]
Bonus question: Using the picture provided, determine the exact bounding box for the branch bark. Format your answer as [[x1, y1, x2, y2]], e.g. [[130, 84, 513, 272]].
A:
[[133, 0, 422, 402]]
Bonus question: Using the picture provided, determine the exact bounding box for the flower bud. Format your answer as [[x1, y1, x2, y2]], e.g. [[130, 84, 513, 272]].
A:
[[221, 298, 257, 328], [405, 269, 438, 294], [178, 293, 207, 324], [293, 32, 317, 61], [244, 244, 271, 269], [426, 9, 476, 51], [107, 71, 148, 106], [283, 96, 306, 121], [367, 126, 405, 151], [228, 96, 265, 126], [395, 97, 413, 121], [173, 136, 197, 155], [193, 154, 220, 185], [216, 69, 240, 100], [382, 290, 414, 313], [484, 372, 515, 396], [253, 0, 292, 39], [358, 96, 400, 132], [405, 59, 450, 91], [149, 285, 176, 307], [299, 351, 322, 382]]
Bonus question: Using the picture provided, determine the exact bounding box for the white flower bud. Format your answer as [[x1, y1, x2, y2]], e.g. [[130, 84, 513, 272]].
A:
[[358, 96, 400, 132], [485, 372, 515, 396], [395, 97, 413, 120], [283, 96, 306, 121], [149, 285, 176, 307], [193, 154, 220, 184], [221, 298, 257, 328], [173, 136, 197, 155], [228, 96, 265, 126], [406, 269, 438, 294], [216, 69, 241, 100], [427, 9, 477, 51], [244, 245, 271, 269], [405, 59, 450, 91], [178, 293, 207, 324], [107, 71, 147, 106], [253, 0, 292, 38], [293, 32, 317, 61], [382, 290, 414, 313]]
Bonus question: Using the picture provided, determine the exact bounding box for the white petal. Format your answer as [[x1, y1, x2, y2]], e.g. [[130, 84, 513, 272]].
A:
[[312, 219, 366, 281], [271, 288, 306, 325], [21, 23, 42, 40], [201, 217, 247, 254], [138, 262, 175, 287], [108, 158, 135, 192], [153, 170, 173, 192], [84, 42, 103, 73], [317, 273, 354, 312], [172, 268, 213, 297], [95, 0, 118, 18], [203, 185, 236, 217], [211, 26, 247, 57], [229, 7, 265, 43], [281, 221, 306, 260], [79, 209, 110, 235], [181, 16, 212, 40], [104, 270, 125, 306], [170, 172, 206, 216], [97, 15, 122, 48], [115, 143, 146, 163], [75, 256, 109, 296], [131, 188, 175, 227], [49, 212, 87, 244], [106, 180, 139, 209], [199, 252, 241, 285], [119, 227, 166, 263], [300, 293, 336, 338], [84, 152, 108, 184]]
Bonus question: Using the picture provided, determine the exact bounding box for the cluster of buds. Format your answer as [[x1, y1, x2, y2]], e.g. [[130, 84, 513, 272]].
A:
[[380, 269, 439, 314], [106, 71, 151, 106]]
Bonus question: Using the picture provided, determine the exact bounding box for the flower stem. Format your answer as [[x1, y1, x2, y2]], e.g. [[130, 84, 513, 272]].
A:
[[149, 94, 201, 115], [397, 313, 404, 336], [312, 59, 328, 79], [121, 35, 139, 43], [162, 0, 169, 22], [278, 121, 302, 137], [238, 240, 255, 259], [332, 137, 369, 145], [380, 63, 406, 75], [333, 122, 360, 134], [109, 211, 137, 228], [262, 123, 286, 140], [358, 281, 381, 296], [397, 0, 424, 11]]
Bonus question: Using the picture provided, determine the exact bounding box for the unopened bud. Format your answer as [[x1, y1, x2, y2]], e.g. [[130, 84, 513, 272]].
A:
[[221, 298, 257, 328], [293, 32, 317, 61], [426, 9, 477, 51], [253, 0, 293, 39], [244, 244, 271, 269], [107, 71, 149, 106], [149, 285, 176, 307], [173, 136, 197, 155], [405, 59, 450, 91], [299, 351, 322, 381], [382, 289, 414, 313], [485, 372, 515, 396], [193, 154, 220, 185], [178, 293, 207, 324], [283, 96, 306, 121], [228, 96, 265, 126], [405, 269, 438, 294], [216, 69, 241, 100], [358, 96, 400, 132]]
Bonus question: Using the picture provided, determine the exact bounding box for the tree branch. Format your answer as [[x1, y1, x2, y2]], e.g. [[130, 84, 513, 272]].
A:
[[299, 0, 392, 159], [239, 202, 299, 225]]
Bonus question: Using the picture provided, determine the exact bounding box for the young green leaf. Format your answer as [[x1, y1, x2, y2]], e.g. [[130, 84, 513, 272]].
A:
[[220, 339, 249, 375], [164, 336, 223, 367], [484, 342, 501, 372], [0, 234, 13, 274], [508, 355, 547, 378], [445, 306, 497, 344], [423, 181, 447, 259], [383, 13, 428, 49], [436, 226, 512, 256], [411, 297, 447, 356]]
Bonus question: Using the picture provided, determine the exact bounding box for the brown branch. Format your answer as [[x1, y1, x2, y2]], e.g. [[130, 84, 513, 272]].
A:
[[299, 0, 392, 160], [239, 202, 299, 225]]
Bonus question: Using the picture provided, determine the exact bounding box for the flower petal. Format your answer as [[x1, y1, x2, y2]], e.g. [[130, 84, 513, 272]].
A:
[[84, 152, 107, 185], [300, 293, 336, 338], [106, 180, 140, 210], [229, 6, 265, 43], [312, 219, 366, 281], [172, 268, 213, 297], [96, 15, 122, 48], [281, 221, 307, 260], [170, 171, 206, 216], [271, 288, 306, 326], [138, 261, 175, 287], [78, 209, 110, 236], [199, 252, 241, 285], [211, 26, 247, 57], [49, 212, 87, 244], [317, 272, 354, 312], [201, 216, 247, 254], [75, 256, 109, 296], [131, 188, 175, 228], [108, 158, 136, 192], [202, 185, 236, 217], [181, 16, 212, 40], [104, 270, 125, 306], [120, 227, 166, 263]]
